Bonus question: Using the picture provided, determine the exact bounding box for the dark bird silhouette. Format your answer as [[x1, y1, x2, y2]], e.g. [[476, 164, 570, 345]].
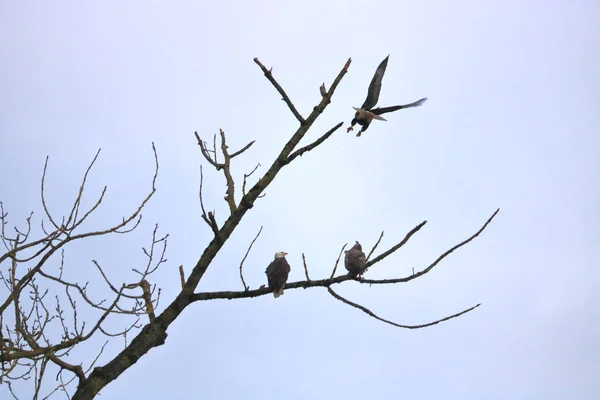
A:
[[265, 251, 291, 298], [347, 55, 427, 137], [345, 241, 366, 277]]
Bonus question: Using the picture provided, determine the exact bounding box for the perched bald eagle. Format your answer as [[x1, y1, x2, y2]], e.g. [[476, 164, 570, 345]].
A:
[[347, 55, 427, 137], [265, 251, 291, 298], [345, 241, 366, 277]]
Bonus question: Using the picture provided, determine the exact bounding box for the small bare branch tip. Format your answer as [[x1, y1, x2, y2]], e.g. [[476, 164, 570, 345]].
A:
[[302, 253, 311, 281], [344, 57, 352, 70], [319, 83, 327, 97], [330, 243, 348, 279], [366, 231, 385, 263], [254, 57, 305, 124], [366, 221, 427, 268], [239, 226, 263, 290]]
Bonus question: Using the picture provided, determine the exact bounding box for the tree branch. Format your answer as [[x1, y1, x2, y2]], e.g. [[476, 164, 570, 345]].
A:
[[302, 253, 311, 281], [365, 221, 427, 268], [230, 141, 255, 158], [253, 58, 305, 124], [242, 163, 261, 197], [330, 243, 347, 279], [287, 122, 343, 163], [195, 132, 221, 170], [360, 208, 500, 284], [239, 226, 263, 291], [366, 231, 384, 263], [328, 287, 481, 329], [218, 129, 237, 214]]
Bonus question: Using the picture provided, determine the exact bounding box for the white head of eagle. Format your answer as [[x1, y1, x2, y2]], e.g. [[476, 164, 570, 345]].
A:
[[274, 251, 288, 259]]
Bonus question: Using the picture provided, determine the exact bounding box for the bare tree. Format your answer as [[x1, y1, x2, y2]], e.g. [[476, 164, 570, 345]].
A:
[[0, 57, 499, 399]]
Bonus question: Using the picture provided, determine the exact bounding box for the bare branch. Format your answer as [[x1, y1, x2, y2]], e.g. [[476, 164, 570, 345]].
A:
[[239, 226, 263, 291], [190, 208, 499, 302], [287, 122, 344, 163], [365, 221, 427, 268], [179, 265, 185, 289], [361, 208, 500, 284], [195, 132, 221, 170], [330, 243, 348, 279], [230, 140, 255, 158], [242, 163, 261, 197], [218, 129, 237, 214], [319, 82, 327, 98], [64, 148, 102, 230], [198, 166, 211, 225], [366, 231, 384, 263], [208, 212, 221, 242], [40, 156, 60, 231], [253, 58, 305, 124], [328, 287, 481, 329], [0, 144, 159, 316], [140, 280, 155, 322], [302, 253, 311, 281]]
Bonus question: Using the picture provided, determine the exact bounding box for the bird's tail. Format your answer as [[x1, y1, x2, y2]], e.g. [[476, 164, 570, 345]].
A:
[[273, 287, 285, 298]]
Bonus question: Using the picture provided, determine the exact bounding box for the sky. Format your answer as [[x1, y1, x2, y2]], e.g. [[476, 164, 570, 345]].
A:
[[1, 0, 599, 399]]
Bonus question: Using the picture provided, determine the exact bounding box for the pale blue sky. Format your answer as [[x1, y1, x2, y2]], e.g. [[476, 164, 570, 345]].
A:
[[1, 1, 599, 399]]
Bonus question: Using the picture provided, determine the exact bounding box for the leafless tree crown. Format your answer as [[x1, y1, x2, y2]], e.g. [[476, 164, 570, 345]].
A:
[[0, 57, 498, 399]]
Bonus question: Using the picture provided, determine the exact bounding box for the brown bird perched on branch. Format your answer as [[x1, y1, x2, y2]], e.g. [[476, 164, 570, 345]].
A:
[[345, 242, 366, 277], [265, 251, 291, 298], [347, 55, 427, 137]]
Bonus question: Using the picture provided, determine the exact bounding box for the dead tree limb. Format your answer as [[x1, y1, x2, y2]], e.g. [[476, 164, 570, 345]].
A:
[[328, 287, 481, 329], [239, 226, 263, 291], [253, 58, 306, 124]]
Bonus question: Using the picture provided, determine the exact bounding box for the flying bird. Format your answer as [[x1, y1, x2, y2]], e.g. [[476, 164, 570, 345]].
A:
[[265, 251, 291, 298], [345, 241, 366, 277], [347, 55, 427, 137]]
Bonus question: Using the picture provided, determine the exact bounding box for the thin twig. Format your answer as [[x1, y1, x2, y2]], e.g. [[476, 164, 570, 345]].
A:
[[328, 287, 481, 329], [207, 212, 221, 242], [287, 122, 344, 163], [140, 280, 155, 322], [230, 141, 256, 158], [253, 58, 306, 124], [319, 83, 327, 97], [179, 265, 185, 289], [330, 243, 348, 279], [302, 253, 311, 281], [365, 221, 427, 268], [366, 231, 384, 262], [239, 226, 263, 291], [242, 163, 261, 197], [195, 132, 221, 170]]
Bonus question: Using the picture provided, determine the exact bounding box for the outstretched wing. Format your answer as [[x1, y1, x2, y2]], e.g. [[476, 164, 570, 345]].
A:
[[361, 56, 390, 111], [371, 97, 427, 115]]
